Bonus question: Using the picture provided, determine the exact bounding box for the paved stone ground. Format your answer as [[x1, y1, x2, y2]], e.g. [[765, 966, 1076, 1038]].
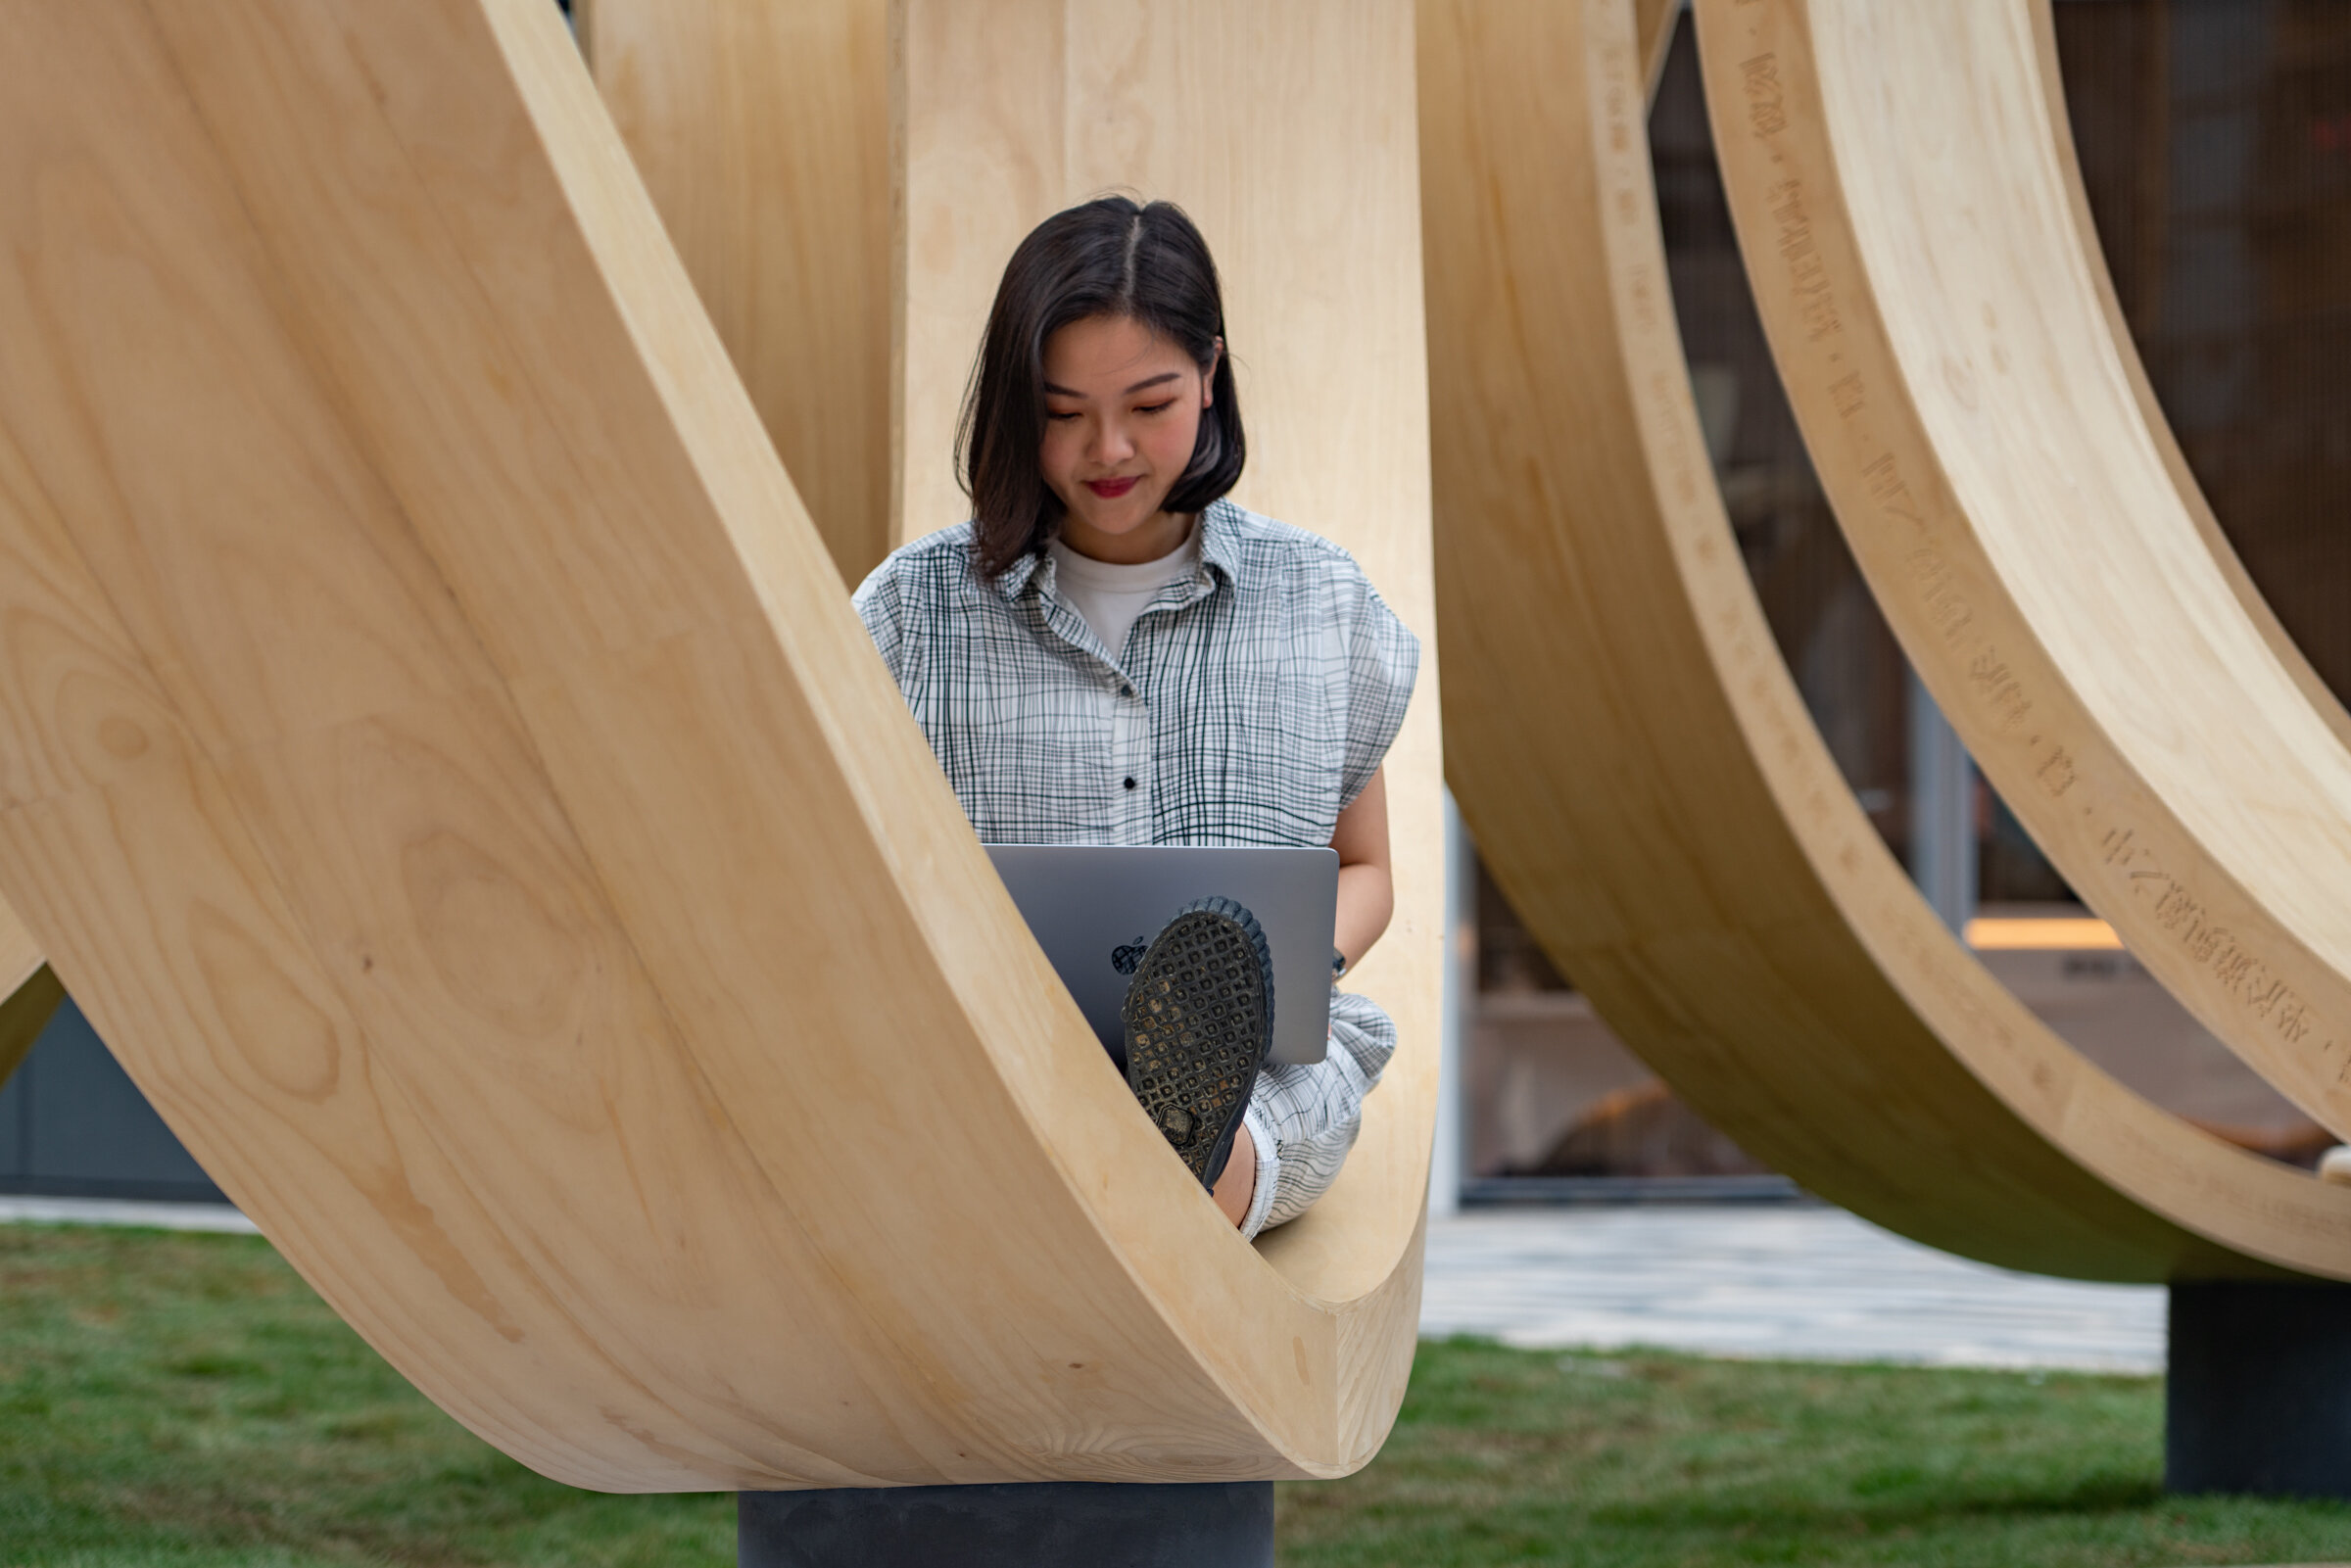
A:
[[5, 1196, 2170, 1372], [1422, 1206, 2166, 1373], [0, 1194, 258, 1234]]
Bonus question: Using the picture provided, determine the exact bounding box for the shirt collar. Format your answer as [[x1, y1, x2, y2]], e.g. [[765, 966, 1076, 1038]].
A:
[[990, 498, 1242, 602], [1195, 498, 1244, 587], [994, 544, 1045, 599]]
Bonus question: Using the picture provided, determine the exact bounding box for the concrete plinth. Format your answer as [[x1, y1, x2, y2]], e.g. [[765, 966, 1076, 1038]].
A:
[[739, 1480, 1275, 1567], [2168, 1279, 2351, 1498]]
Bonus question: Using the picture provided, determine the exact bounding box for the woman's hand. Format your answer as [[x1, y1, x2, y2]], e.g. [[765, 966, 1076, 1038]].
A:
[[1213, 1119, 1256, 1227], [1330, 766, 1394, 976]]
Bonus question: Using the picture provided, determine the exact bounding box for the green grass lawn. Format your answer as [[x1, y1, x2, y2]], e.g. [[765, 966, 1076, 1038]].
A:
[[1, 1222, 2345, 1566]]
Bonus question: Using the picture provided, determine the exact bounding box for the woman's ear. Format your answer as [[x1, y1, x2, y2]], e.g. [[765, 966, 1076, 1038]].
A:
[[1202, 336, 1224, 407]]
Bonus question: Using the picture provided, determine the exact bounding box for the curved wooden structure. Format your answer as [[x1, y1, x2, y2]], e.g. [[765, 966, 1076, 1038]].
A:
[[0, 0, 1431, 1491], [582, 0, 893, 587], [1695, 0, 2351, 1145], [1420, 0, 2351, 1282], [9, 0, 2345, 1517], [0, 895, 60, 1090], [1635, 0, 1683, 96]]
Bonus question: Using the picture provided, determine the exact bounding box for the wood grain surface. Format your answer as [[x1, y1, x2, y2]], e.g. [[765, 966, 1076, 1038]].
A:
[[0, 0, 1423, 1490], [581, 0, 893, 586], [1696, 0, 2351, 1143], [0, 892, 59, 1090], [1421, 0, 2351, 1282], [0, 894, 38, 1009], [0, 968, 59, 1094]]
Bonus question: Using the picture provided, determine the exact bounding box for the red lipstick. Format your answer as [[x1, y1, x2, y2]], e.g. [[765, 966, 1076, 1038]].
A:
[[1084, 476, 1140, 499]]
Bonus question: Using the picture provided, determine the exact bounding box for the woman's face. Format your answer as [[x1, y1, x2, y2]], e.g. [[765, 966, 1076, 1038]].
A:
[[1038, 313, 1219, 563]]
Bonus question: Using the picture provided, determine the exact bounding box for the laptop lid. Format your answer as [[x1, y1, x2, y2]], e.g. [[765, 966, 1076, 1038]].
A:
[[984, 844, 1338, 1067]]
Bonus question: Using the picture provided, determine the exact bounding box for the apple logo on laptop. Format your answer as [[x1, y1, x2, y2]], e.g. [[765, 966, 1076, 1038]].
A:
[[1110, 936, 1150, 975]]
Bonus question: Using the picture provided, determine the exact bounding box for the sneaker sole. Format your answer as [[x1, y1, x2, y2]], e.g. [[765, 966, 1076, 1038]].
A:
[[1122, 897, 1273, 1190]]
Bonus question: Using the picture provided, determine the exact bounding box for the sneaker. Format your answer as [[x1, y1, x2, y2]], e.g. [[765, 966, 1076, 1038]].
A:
[[1121, 896, 1274, 1190]]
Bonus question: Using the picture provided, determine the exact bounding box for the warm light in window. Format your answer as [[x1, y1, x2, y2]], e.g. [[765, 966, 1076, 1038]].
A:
[[1963, 916, 2125, 951]]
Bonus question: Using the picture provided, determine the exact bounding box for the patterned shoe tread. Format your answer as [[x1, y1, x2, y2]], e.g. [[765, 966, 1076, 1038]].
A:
[[1122, 896, 1273, 1188]]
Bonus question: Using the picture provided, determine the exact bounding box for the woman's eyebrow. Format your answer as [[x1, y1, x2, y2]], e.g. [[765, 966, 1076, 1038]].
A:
[[1042, 371, 1183, 398]]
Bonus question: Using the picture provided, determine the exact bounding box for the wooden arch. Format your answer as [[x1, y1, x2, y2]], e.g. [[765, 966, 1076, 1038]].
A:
[[1420, 0, 2351, 1282], [1700, 0, 2351, 1146], [0, 898, 58, 1091], [0, 0, 1434, 1491]]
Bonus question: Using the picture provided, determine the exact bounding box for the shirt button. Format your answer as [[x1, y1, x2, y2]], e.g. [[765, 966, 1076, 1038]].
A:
[[1123, 777, 1138, 790], [1120, 683, 1134, 698]]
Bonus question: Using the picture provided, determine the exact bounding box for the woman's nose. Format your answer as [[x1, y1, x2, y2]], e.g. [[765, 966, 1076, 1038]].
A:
[[1090, 419, 1134, 463]]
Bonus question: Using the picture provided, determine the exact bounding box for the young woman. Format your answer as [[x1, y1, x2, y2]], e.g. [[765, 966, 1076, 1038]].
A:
[[853, 197, 1416, 1238]]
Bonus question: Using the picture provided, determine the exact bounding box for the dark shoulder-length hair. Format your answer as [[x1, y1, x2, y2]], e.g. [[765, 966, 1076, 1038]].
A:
[[956, 196, 1246, 580]]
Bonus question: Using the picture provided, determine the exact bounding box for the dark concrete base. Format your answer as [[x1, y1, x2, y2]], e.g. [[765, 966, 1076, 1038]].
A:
[[2168, 1279, 2351, 1498], [739, 1480, 1274, 1567]]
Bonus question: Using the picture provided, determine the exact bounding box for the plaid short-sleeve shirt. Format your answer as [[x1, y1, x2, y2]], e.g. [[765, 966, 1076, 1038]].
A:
[[853, 497, 1419, 1236]]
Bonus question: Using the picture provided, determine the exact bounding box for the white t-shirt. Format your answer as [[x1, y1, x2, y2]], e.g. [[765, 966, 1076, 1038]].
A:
[[1046, 522, 1202, 664]]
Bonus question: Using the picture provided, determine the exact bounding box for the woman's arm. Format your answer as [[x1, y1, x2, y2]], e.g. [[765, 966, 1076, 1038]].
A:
[[1214, 767, 1394, 1230], [1330, 766, 1394, 974]]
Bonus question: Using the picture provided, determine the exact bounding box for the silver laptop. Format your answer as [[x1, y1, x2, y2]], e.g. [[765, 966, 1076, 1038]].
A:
[[984, 844, 1338, 1066]]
